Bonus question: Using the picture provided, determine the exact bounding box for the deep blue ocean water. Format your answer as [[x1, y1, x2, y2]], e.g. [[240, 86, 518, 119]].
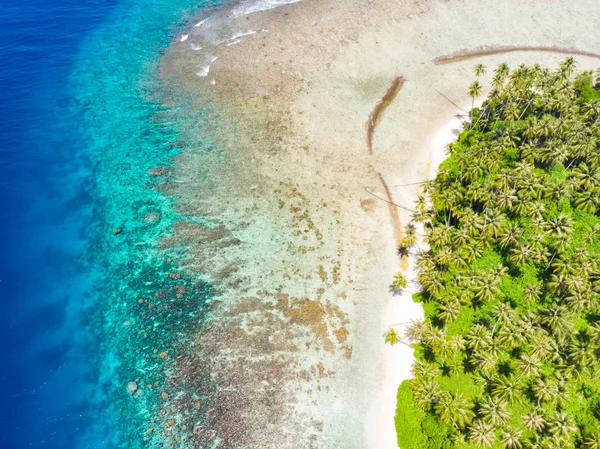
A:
[[0, 0, 212, 447]]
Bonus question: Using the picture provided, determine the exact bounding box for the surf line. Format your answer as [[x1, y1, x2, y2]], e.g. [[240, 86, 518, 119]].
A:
[[433, 45, 600, 65]]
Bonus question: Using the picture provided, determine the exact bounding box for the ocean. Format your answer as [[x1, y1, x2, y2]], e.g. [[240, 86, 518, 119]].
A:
[[0, 0, 214, 446]]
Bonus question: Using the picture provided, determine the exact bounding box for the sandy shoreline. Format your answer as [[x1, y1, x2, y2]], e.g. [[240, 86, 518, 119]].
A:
[[154, 0, 600, 447], [366, 106, 470, 448]]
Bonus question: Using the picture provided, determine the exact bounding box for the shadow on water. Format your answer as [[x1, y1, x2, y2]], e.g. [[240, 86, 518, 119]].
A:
[[37, 342, 74, 370]]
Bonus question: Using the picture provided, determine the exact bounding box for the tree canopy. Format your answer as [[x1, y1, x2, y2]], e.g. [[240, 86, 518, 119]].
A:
[[395, 60, 600, 449]]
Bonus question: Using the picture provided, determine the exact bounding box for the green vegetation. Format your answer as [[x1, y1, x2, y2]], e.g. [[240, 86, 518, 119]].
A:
[[386, 328, 401, 346], [395, 59, 600, 448], [394, 272, 409, 290]]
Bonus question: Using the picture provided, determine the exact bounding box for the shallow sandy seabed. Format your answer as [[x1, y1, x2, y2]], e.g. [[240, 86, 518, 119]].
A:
[[154, 0, 600, 447]]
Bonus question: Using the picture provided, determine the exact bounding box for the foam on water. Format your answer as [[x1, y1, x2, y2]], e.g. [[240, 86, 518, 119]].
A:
[[177, 0, 296, 57], [196, 65, 211, 76], [231, 0, 302, 18], [230, 29, 257, 39]]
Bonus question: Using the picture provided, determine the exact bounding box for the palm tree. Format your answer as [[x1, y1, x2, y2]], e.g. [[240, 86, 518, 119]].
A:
[[532, 377, 559, 406], [541, 141, 570, 165], [499, 223, 522, 249], [498, 325, 525, 350], [405, 319, 426, 343], [392, 272, 408, 291], [582, 99, 600, 120], [492, 302, 514, 325], [449, 334, 465, 370], [470, 419, 495, 447], [463, 241, 485, 264], [515, 353, 541, 379], [411, 378, 441, 408], [523, 409, 546, 433], [569, 338, 592, 366], [524, 283, 542, 303], [534, 115, 555, 140], [509, 244, 531, 266], [504, 101, 521, 121], [466, 324, 492, 351], [547, 411, 577, 443], [546, 213, 573, 239], [500, 427, 523, 449], [411, 360, 440, 378], [421, 322, 443, 347], [584, 434, 600, 449], [419, 267, 445, 295], [472, 278, 500, 303], [566, 289, 593, 312], [473, 351, 498, 374], [545, 337, 566, 364], [474, 63, 487, 78], [435, 337, 454, 367], [535, 436, 564, 449], [496, 190, 519, 213], [559, 56, 577, 78], [490, 263, 509, 282], [527, 335, 552, 360], [573, 137, 597, 160], [484, 209, 507, 238], [551, 257, 575, 276], [547, 178, 571, 201], [452, 226, 470, 247], [435, 247, 453, 268], [588, 322, 600, 344], [524, 202, 546, 221], [495, 62, 510, 80], [492, 375, 522, 404], [469, 81, 483, 116], [384, 328, 400, 345], [404, 223, 417, 246], [435, 391, 474, 429], [573, 163, 600, 190], [478, 396, 510, 427], [574, 189, 599, 214], [542, 304, 574, 340]]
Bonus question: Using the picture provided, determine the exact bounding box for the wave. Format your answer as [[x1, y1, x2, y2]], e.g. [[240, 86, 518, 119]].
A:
[[231, 0, 302, 18]]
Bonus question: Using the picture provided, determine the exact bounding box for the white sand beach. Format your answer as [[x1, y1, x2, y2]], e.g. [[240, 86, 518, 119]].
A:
[[155, 0, 600, 447]]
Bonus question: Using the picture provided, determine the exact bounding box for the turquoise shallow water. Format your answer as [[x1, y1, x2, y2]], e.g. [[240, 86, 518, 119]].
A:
[[0, 0, 222, 446], [71, 0, 223, 446]]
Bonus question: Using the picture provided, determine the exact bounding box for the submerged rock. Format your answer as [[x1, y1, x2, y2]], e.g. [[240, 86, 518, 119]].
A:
[[148, 166, 170, 177], [143, 212, 162, 224]]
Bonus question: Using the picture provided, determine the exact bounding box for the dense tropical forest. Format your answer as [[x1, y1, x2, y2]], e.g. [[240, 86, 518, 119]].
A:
[[392, 59, 600, 449]]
